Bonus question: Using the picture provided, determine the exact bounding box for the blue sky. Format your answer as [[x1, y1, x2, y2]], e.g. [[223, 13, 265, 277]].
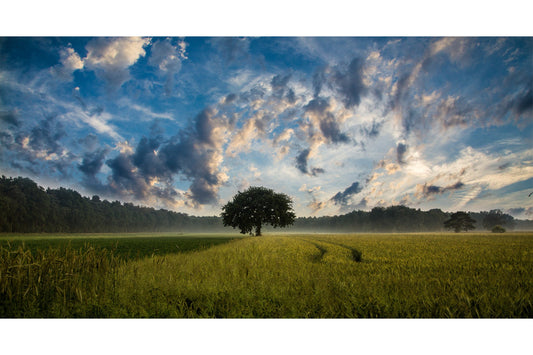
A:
[[1, 37, 532, 218]]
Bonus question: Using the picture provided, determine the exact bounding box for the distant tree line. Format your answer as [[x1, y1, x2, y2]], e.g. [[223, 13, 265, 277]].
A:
[[289, 207, 528, 233], [289, 206, 450, 232], [1, 176, 531, 233], [0, 176, 225, 233]]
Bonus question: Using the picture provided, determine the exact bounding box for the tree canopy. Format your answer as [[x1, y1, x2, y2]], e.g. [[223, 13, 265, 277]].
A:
[[221, 186, 296, 236], [444, 211, 477, 233]]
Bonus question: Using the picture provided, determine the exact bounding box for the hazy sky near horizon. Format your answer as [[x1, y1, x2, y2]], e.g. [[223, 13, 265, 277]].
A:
[[1, 37, 532, 218]]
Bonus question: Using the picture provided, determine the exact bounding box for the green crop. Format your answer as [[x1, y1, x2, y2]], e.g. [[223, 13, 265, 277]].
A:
[[1, 233, 532, 318]]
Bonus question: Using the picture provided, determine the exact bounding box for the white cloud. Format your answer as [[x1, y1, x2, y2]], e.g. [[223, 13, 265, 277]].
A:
[[52, 46, 84, 81], [149, 38, 186, 72], [117, 98, 175, 121], [84, 37, 151, 88], [148, 38, 187, 94]]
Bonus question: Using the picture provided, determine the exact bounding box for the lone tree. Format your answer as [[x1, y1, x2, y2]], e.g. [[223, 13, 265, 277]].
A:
[[444, 211, 476, 233], [221, 186, 296, 236]]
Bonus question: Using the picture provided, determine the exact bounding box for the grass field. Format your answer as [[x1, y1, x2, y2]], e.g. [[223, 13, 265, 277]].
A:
[[1, 232, 532, 318]]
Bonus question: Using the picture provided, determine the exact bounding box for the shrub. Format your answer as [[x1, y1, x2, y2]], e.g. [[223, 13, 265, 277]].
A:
[[492, 225, 506, 233]]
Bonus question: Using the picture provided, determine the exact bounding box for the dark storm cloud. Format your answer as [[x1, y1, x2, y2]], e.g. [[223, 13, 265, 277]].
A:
[[331, 181, 363, 206], [396, 143, 408, 165], [0, 114, 75, 177], [157, 107, 227, 205], [295, 148, 325, 176], [305, 97, 330, 113], [0, 110, 19, 127], [360, 119, 383, 139], [239, 85, 266, 103], [295, 148, 311, 174], [332, 58, 367, 109], [107, 154, 139, 185], [79, 148, 108, 177], [512, 88, 533, 116], [95, 106, 227, 206], [223, 93, 237, 105], [106, 153, 156, 201], [132, 136, 165, 178], [310, 58, 368, 109], [285, 88, 296, 104], [271, 73, 293, 100], [418, 181, 465, 198], [271, 73, 291, 91], [312, 68, 327, 97], [319, 115, 349, 144], [194, 107, 219, 146], [27, 116, 66, 155], [354, 196, 369, 210], [304, 97, 350, 144], [311, 167, 325, 176], [78, 134, 100, 152]]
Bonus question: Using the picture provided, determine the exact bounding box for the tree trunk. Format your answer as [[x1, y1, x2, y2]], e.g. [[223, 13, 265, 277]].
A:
[[255, 223, 262, 236]]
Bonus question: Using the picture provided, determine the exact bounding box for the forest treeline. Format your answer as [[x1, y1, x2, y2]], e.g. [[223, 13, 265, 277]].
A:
[[0, 176, 224, 233], [1, 176, 531, 233]]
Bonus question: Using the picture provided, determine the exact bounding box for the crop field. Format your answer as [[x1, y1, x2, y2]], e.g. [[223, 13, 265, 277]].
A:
[[1, 232, 532, 318]]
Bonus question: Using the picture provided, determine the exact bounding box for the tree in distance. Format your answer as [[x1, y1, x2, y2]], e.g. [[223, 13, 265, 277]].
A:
[[482, 209, 513, 230], [444, 211, 477, 233], [221, 186, 296, 236], [491, 225, 506, 233]]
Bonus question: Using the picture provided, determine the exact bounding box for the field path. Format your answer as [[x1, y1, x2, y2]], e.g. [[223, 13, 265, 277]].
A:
[[296, 237, 362, 263]]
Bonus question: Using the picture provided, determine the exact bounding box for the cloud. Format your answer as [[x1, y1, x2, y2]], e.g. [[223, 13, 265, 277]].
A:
[[73, 105, 230, 208], [132, 136, 166, 179], [106, 153, 150, 200], [225, 117, 259, 157], [159, 107, 229, 206], [396, 143, 408, 165], [300, 185, 328, 213], [70, 87, 123, 141], [79, 148, 108, 178], [511, 88, 533, 116], [0, 110, 19, 127], [84, 37, 151, 89], [360, 119, 383, 139], [295, 148, 325, 176], [52, 46, 84, 81], [332, 58, 367, 109], [312, 68, 327, 97], [304, 97, 350, 144], [27, 116, 66, 156], [223, 93, 237, 105], [331, 181, 363, 206], [1, 115, 75, 176], [434, 95, 472, 129], [148, 38, 187, 94], [415, 180, 465, 200], [295, 148, 311, 174]]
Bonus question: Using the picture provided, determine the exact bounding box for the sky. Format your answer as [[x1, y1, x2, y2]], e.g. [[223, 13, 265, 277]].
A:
[[1, 36, 532, 218]]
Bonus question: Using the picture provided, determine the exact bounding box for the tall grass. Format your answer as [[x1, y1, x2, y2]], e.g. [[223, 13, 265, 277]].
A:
[[1, 233, 532, 318], [0, 243, 122, 317]]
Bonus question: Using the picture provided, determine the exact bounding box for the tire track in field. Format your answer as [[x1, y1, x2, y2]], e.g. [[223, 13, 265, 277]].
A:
[[296, 237, 362, 263], [314, 239, 363, 262]]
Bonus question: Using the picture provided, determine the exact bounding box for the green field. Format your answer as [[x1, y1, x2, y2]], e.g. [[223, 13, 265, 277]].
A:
[[1, 232, 532, 318]]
